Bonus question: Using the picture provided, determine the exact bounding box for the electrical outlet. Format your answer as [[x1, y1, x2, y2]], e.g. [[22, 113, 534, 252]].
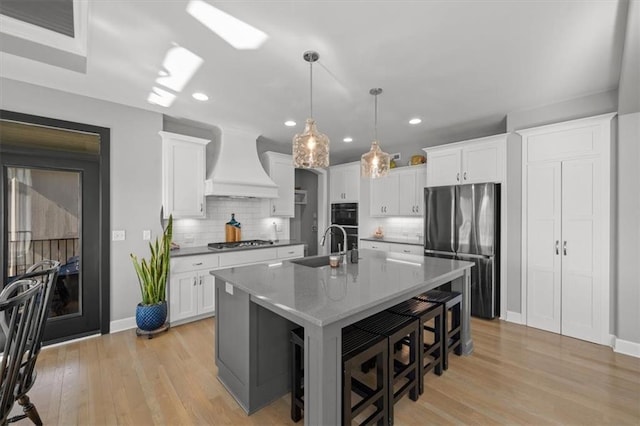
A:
[[142, 230, 151, 241], [392, 153, 401, 161], [112, 230, 125, 241], [276, 223, 282, 232]]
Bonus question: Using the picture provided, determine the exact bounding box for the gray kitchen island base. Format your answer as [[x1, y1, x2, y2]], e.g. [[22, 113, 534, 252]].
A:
[[213, 249, 473, 426], [215, 283, 297, 414]]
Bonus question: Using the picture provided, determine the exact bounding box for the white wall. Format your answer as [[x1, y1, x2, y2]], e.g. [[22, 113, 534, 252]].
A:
[[1, 77, 164, 323]]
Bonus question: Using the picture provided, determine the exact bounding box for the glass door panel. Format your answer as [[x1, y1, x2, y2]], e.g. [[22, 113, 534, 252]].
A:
[[6, 167, 82, 319]]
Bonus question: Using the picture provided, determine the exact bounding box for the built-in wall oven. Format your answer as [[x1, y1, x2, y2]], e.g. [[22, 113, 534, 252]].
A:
[[330, 203, 358, 252]]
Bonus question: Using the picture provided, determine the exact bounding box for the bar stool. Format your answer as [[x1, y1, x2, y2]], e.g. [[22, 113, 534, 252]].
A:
[[415, 290, 462, 371], [290, 326, 389, 425], [354, 311, 420, 425], [387, 298, 444, 394]]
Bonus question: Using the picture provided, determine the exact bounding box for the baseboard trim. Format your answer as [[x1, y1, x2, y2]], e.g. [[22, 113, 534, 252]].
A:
[[613, 338, 640, 358], [506, 311, 524, 324], [110, 316, 137, 333]]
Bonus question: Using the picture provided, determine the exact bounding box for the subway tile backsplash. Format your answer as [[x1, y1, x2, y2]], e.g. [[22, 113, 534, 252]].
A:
[[364, 217, 423, 242], [172, 198, 290, 247]]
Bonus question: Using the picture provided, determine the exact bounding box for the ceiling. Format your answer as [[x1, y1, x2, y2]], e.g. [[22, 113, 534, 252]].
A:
[[0, 0, 629, 162]]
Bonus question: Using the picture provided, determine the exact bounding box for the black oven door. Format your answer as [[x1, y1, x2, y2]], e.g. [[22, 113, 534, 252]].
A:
[[330, 226, 358, 253], [331, 203, 358, 226]]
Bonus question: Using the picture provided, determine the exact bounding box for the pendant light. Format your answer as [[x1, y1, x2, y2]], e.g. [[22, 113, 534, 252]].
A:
[[293, 50, 330, 168], [361, 88, 391, 178]]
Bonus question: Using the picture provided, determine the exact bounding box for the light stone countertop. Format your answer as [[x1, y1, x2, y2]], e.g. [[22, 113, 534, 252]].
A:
[[211, 248, 472, 327], [170, 240, 305, 257]]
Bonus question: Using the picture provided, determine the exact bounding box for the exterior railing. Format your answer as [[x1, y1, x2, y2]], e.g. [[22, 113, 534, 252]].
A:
[[7, 237, 79, 277]]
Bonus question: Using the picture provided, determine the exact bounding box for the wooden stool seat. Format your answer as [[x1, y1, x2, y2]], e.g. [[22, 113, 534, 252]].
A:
[[290, 326, 389, 425], [415, 290, 462, 371], [387, 298, 444, 393], [354, 311, 420, 425]]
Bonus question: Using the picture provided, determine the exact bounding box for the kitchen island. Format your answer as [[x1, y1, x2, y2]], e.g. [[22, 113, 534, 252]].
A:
[[211, 248, 473, 426]]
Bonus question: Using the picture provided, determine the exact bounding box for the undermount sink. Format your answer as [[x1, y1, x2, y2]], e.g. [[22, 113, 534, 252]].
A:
[[289, 255, 333, 268]]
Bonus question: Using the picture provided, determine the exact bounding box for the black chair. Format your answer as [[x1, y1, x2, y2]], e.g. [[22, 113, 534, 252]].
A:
[[0, 279, 43, 425], [354, 311, 420, 425], [387, 298, 444, 394], [2, 260, 60, 425], [415, 290, 462, 371], [290, 326, 389, 425]]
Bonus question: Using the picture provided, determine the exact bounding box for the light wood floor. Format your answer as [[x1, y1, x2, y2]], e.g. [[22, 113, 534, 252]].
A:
[[9, 318, 640, 425]]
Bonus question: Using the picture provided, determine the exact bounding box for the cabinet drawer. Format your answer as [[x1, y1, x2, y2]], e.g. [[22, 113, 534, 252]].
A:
[[360, 240, 389, 252], [388, 244, 423, 255], [277, 245, 304, 259], [171, 254, 219, 273], [219, 247, 278, 267]]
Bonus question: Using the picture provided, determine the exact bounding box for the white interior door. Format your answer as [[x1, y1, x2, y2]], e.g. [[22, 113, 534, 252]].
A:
[[526, 162, 562, 333], [560, 158, 601, 343]]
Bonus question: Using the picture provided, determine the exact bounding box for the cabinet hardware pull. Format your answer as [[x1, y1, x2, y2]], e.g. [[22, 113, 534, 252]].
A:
[[272, 205, 276, 213], [403, 250, 410, 253], [193, 262, 203, 266], [563, 241, 567, 256], [464, 172, 467, 180], [193, 278, 197, 286], [456, 172, 460, 182], [288, 251, 294, 254], [199, 277, 203, 286], [555, 240, 559, 255], [200, 203, 203, 212]]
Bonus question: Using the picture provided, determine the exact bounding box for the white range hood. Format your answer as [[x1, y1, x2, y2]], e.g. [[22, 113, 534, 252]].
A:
[[205, 127, 278, 198]]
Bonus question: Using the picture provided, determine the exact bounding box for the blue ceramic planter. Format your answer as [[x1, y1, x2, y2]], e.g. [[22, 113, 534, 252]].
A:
[[136, 301, 167, 331]]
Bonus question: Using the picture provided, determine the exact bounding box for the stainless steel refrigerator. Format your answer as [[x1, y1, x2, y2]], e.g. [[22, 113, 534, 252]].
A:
[[423, 183, 500, 319]]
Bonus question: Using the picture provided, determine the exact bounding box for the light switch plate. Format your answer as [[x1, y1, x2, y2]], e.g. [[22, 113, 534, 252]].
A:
[[142, 230, 151, 241], [112, 230, 125, 241], [225, 282, 234, 295]]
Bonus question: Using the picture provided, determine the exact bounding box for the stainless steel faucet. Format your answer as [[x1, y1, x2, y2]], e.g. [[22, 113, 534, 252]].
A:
[[320, 224, 348, 258]]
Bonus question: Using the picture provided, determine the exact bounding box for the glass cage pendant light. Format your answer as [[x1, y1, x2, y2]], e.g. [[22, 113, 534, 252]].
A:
[[361, 88, 391, 178], [293, 51, 329, 168]]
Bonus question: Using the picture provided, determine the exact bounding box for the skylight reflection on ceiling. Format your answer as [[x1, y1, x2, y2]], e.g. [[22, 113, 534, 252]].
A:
[[186, 0, 268, 50], [147, 44, 203, 108]]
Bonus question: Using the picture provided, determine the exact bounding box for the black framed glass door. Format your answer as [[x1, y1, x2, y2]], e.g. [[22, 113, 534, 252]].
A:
[[2, 154, 101, 342]]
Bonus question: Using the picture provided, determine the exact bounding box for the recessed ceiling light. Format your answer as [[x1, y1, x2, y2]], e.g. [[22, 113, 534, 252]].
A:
[[409, 118, 422, 125], [192, 92, 209, 101], [343, 137, 353, 143], [284, 120, 296, 127], [187, 0, 268, 50]]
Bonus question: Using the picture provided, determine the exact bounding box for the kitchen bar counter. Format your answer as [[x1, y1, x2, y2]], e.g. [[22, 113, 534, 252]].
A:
[[212, 249, 473, 425], [170, 240, 305, 257]]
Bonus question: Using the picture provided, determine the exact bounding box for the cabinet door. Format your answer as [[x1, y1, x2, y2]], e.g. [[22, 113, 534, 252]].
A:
[[426, 148, 461, 187], [329, 168, 345, 203], [268, 156, 294, 217], [170, 271, 199, 322], [343, 164, 360, 202], [198, 272, 216, 315], [561, 158, 600, 343], [414, 166, 427, 216], [525, 162, 562, 334], [370, 174, 398, 216], [462, 141, 503, 183], [163, 139, 206, 218], [398, 170, 417, 216]]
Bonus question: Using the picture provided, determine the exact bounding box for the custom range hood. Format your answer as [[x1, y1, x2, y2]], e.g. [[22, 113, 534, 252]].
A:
[[205, 126, 278, 198]]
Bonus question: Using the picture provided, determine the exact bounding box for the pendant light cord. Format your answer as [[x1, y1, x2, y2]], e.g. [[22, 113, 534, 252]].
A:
[[309, 60, 313, 119], [374, 92, 378, 141]]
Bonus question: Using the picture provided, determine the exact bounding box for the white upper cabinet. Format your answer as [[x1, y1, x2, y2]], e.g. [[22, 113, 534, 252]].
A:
[[423, 134, 507, 187], [370, 165, 426, 217], [160, 131, 210, 219], [330, 162, 360, 203], [261, 152, 294, 217]]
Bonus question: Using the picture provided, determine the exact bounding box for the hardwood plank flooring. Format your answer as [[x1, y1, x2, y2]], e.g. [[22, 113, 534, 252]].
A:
[[8, 318, 639, 425]]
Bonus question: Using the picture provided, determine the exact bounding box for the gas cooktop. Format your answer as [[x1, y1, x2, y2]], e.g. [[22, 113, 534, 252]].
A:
[[208, 240, 275, 250]]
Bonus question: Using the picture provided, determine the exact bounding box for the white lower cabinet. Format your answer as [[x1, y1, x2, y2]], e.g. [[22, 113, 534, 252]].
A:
[[360, 240, 423, 255], [169, 245, 304, 325]]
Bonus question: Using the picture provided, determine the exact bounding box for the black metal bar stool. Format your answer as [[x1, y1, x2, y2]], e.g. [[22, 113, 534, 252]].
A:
[[290, 326, 389, 425], [387, 298, 444, 394], [354, 311, 420, 425], [415, 290, 462, 371]]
